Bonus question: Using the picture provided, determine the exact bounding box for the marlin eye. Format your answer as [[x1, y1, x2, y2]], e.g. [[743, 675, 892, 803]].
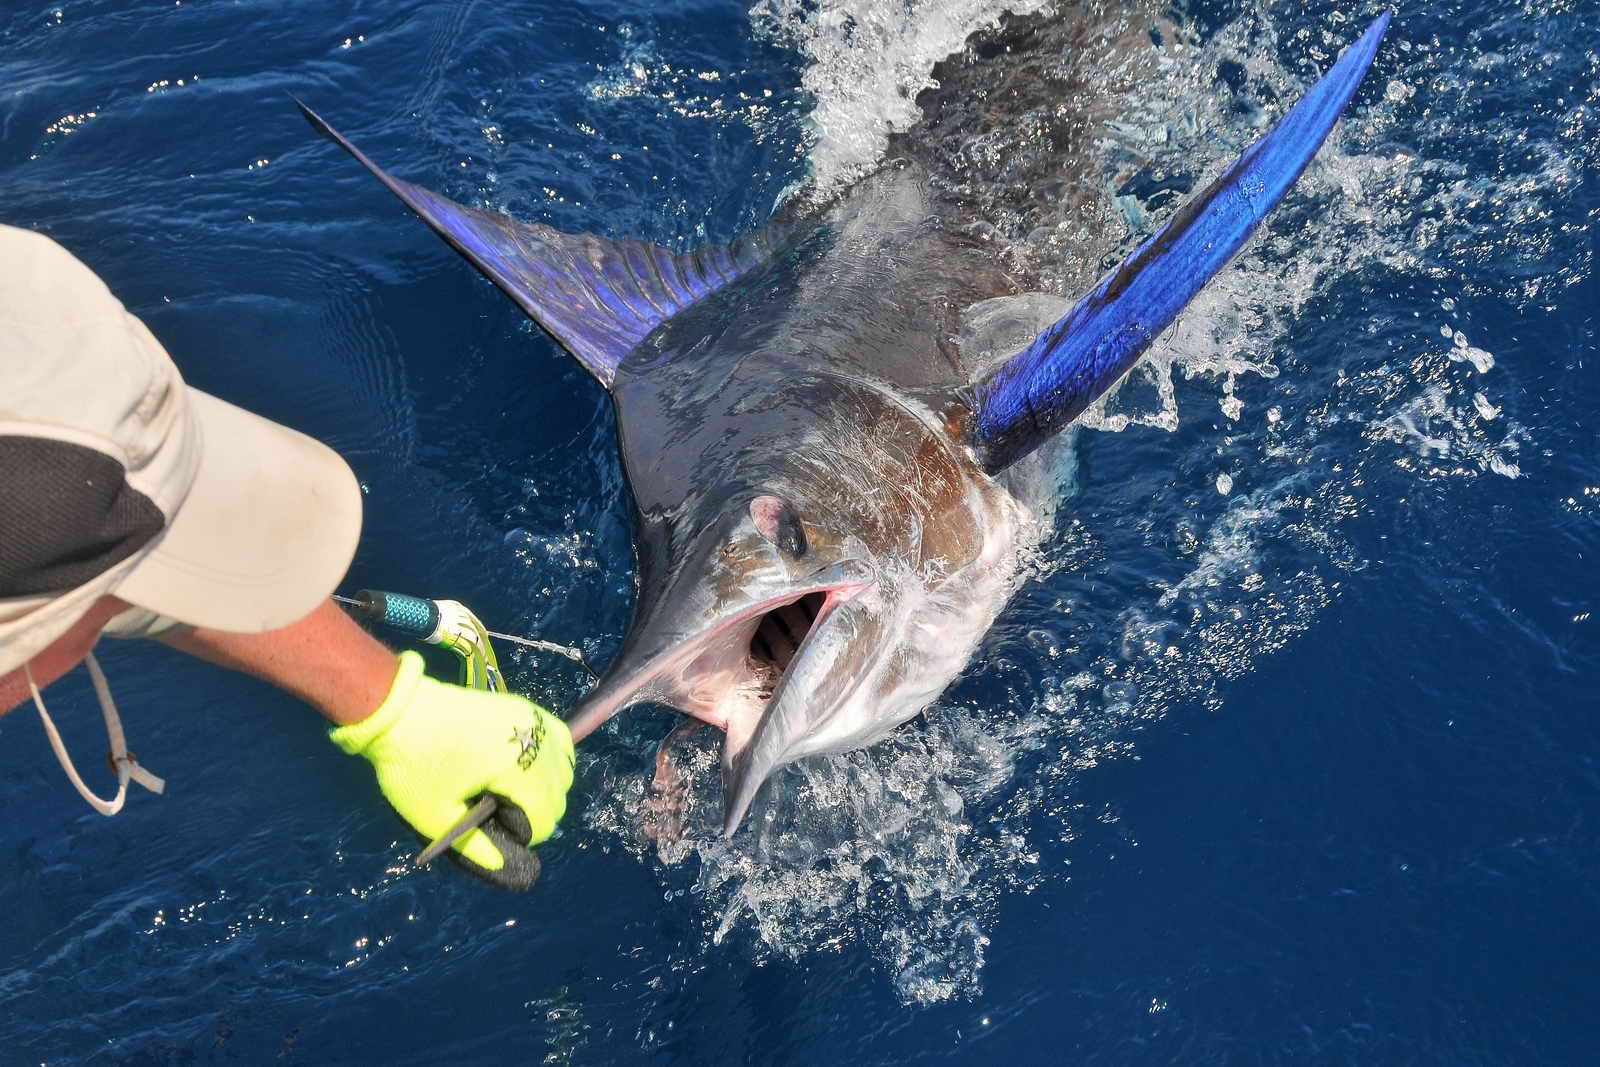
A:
[[749, 494, 807, 559]]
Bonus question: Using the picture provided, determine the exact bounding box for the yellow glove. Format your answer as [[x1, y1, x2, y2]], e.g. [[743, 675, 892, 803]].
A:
[[330, 651, 574, 890]]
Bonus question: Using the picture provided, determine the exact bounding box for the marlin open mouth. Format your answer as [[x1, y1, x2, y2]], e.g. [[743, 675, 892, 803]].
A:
[[565, 571, 874, 815]]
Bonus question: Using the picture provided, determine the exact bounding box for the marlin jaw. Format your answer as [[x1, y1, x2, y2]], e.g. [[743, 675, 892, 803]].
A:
[[566, 560, 876, 746], [570, 562, 880, 833]]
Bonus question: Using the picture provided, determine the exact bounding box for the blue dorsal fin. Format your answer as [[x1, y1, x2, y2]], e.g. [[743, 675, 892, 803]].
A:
[[297, 102, 786, 388], [969, 11, 1391, 473]]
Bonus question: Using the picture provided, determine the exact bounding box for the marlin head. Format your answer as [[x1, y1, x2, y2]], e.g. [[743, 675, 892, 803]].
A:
[[567, 366, 1028, 833]]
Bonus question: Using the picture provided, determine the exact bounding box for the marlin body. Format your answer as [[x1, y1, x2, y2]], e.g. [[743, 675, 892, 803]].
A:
[[300, 10, 1391, 834], [589, 168, 1046, 829]]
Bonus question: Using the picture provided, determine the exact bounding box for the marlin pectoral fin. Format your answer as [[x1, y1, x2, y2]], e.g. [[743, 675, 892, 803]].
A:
[[969, 11, 1391, 473], [297, 101, 787, 387]]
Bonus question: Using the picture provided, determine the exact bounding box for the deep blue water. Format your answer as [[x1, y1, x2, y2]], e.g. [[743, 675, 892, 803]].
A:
[[2, 0, 1597, 1063]]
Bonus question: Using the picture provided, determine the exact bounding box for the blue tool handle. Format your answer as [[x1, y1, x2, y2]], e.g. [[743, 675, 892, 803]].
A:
[[351, 589, 440, 640]]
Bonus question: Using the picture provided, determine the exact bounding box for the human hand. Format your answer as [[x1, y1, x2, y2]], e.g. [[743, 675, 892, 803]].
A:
[[329, 651, 574, 890]]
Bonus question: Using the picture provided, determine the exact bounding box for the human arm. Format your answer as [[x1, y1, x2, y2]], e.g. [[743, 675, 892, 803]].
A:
[[161, 600, 573, 889], [158, 598, 398, 725]]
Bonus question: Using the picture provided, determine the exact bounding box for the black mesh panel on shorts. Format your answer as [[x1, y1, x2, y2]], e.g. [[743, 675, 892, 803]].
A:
[[0, 435, 165, 596]]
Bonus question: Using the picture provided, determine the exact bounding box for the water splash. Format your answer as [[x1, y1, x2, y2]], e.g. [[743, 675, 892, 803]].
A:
[[750, 0, 1050, 194]]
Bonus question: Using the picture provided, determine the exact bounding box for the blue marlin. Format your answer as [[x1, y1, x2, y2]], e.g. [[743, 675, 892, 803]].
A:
[[299, 11, 1390, 834]]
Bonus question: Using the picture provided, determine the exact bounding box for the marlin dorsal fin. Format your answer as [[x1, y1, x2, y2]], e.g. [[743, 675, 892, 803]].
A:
[[297, 102, 785, 388], [969, 11, 1390, 473]]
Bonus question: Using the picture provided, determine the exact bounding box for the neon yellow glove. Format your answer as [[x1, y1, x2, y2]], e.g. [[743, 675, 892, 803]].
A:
[[330, 651, 574, 890]]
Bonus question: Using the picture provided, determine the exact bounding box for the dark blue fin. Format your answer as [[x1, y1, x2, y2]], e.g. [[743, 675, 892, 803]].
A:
[[969, 11, 1390, 473], [297, 102, 786, 388]]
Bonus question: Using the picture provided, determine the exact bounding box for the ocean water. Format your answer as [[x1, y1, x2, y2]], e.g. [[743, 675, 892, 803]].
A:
[[1, 0, 1596, 1062]]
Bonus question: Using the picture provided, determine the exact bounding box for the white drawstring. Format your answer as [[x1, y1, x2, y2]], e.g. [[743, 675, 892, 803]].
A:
[[25, 650, 165, 815]]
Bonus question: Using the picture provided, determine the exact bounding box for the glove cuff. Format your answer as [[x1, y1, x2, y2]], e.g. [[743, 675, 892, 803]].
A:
[[329, 650, 426, 757]]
